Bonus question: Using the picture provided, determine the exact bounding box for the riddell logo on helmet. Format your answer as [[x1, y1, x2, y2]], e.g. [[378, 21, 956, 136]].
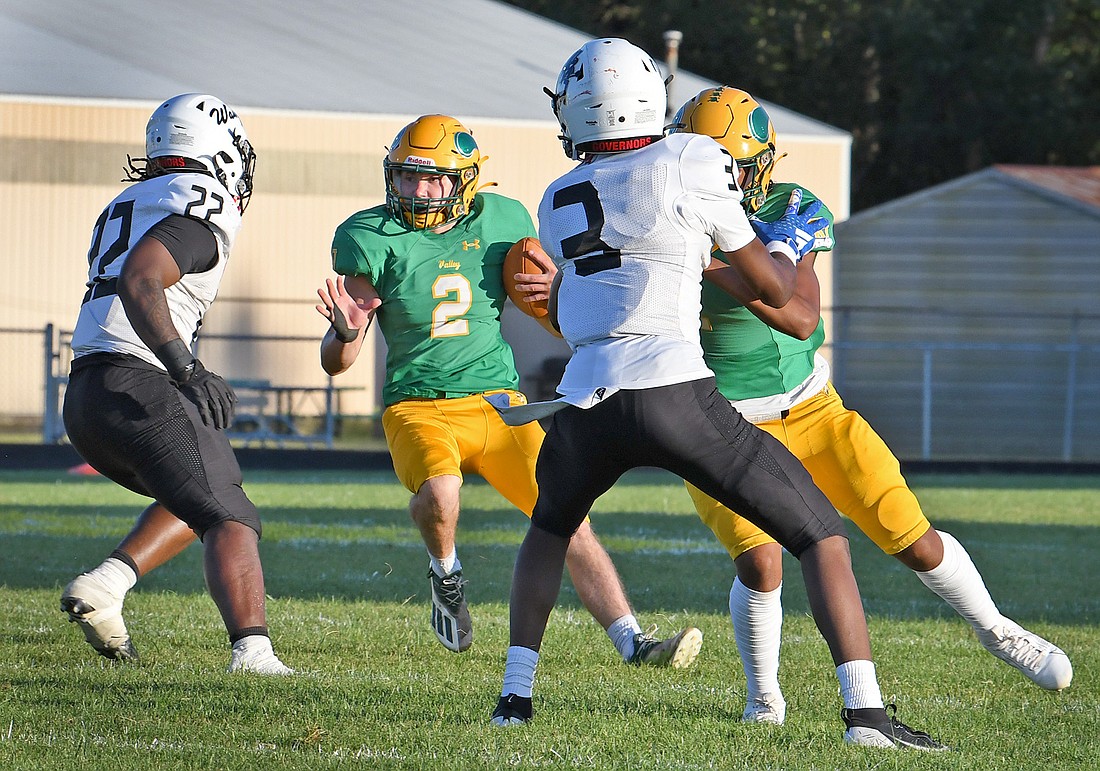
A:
[[406, 155, 435, 167]]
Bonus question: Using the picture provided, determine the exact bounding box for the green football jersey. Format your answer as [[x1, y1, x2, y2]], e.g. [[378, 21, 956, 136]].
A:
[[701, 182, 834, 401], [331, 192, 537, 405]]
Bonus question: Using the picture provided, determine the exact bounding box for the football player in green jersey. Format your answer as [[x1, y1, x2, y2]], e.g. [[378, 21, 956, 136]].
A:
[[671, 87, 1072, 725], [317, 114, 701, 664]]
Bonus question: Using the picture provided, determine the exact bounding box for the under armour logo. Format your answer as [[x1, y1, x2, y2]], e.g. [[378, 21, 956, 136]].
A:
[[462, 239, 480, 251]]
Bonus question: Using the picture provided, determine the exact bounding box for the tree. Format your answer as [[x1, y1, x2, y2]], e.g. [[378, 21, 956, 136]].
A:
[[504, 0, 1100, 211]]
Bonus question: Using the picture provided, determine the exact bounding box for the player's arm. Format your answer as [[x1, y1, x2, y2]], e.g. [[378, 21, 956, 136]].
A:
[[706, 251, 822, 339], [317, 273, 381, 375], [118, 232, 185, 354], [712, 238, 796, 308], [119, 214, 237, 429], [687, 136, 798, 308]]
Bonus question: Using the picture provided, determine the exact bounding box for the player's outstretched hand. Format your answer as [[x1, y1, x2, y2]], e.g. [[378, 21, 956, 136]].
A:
[[750, 188, 827, 263], [316, 275, 379, 343], [177, 361, 237, 430]]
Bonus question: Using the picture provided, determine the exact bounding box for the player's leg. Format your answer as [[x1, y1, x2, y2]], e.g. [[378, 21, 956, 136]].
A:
[[688, 482, 785, 723], [660, 379, 943, 749], [479, 392, 700, 668], [383, 398, 471, 651], [63, 360, 289, 673], [493, 400, 627, 726], [61, 362, 194, 661], [59, 503, 195, 661], [803, 387, 1072, 690], [156, 403, 289, 674]]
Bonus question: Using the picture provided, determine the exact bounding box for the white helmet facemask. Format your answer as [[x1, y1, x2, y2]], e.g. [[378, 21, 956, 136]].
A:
[[547, 38, 668, 160]]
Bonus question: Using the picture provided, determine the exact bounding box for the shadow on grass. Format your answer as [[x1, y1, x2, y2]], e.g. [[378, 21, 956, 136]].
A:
[[7, 503, 1096, 627]]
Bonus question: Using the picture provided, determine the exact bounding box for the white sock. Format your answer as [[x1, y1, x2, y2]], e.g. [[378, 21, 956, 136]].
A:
[[429, 548, 460, 577], [915, 530, 1003, 632], [87, 557, 138, 598], [607, 614, 643, 661], [502, 646, 539, 698], [232, 634, 273, 657], [730, 577, 784, 700], [836, 660, 884, 710]]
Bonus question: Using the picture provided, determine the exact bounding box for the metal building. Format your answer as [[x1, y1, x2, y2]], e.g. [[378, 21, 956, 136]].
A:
[[1, 0, 851, 433], [832, 166, 1100, 461]]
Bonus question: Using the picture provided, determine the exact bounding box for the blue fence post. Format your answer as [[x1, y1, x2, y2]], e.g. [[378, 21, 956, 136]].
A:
[[1062, 313, 1079, 462], [42, 323, 60, 444]]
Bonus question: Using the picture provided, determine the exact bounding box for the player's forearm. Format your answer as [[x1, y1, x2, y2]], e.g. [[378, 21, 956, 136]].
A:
[[319, 328, 362, 375]]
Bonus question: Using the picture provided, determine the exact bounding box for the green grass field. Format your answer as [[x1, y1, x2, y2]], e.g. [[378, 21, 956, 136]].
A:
[[0, 469, 1096, 770]]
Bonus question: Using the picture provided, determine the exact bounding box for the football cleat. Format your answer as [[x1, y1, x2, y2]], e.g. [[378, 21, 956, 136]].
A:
[[429, 567, 472, 652], [842, 705, 948, 751], [977, 621, 1073, 691], [743, 692, 786, 725], [628, 625, 703, 668], [491, 693, 533, 726], [60, 573, 137, 661]]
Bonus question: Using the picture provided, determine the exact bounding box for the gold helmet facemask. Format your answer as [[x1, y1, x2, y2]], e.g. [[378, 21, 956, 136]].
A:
[[384, 115, 482, 230]]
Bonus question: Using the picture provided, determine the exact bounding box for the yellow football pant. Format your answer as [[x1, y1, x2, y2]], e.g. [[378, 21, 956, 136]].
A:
[[687, 383, 931, 559], [382, 390, 542, 516]]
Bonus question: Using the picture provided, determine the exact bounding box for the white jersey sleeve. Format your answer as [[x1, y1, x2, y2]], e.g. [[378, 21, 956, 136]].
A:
[[69, 172, 242, 367], [536, 134, 757, 394], [673, 134, 759, 254]]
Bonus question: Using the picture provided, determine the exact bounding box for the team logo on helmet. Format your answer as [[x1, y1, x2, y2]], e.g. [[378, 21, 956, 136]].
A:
[[454, 132, 477, 158], [748, 107, 771, 143]]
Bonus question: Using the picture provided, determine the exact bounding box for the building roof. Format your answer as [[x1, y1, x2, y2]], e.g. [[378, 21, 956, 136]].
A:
[[995, 165, 1100, 210], [840, 165, 1100, 226], [0, 0, 847, 138]]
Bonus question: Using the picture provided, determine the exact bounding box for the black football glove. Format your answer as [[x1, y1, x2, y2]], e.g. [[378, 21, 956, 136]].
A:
[[176, 360, 237, 430], [156, 339, 237, 430]]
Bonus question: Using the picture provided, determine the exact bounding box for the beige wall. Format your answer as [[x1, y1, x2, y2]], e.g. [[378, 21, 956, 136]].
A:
[[1, 96, 847, 420]]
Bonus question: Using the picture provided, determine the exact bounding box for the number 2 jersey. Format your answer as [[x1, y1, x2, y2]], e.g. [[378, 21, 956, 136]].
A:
[[69, 172, 241, 366], [331, 192, 536, 406], [537, 133, 758, 396]]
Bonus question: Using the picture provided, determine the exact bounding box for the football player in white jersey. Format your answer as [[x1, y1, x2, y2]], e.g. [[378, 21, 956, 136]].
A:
[[59, 93, 291, 675], [491, 39, 944, 751]]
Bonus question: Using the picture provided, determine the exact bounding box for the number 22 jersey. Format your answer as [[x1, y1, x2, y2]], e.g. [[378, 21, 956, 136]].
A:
[[70, 172, 241, 366]]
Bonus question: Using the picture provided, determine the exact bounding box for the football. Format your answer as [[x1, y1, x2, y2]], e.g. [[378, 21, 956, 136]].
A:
[[503, 237, 550, 318]]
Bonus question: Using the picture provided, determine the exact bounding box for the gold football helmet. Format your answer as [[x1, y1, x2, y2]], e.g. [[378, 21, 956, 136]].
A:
[[383, 115, 482, 230], [671, 87, 779, 212]]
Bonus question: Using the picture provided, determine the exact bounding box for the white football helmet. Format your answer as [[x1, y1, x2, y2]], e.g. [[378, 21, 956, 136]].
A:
[[145, 93, 257, 212], [547, 38, 667, 160]]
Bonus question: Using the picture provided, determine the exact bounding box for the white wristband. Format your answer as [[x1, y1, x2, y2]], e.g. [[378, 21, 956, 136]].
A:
[[765, 240, 800, 265]]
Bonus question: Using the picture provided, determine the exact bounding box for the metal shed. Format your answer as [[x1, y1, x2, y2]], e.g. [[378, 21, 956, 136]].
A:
[[832, 166, 1100, 461]]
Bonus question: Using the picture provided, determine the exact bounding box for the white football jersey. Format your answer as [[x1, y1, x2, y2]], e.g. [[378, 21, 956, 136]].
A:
[[538, 133, 757, 394], [70, 172, 242, 367]]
